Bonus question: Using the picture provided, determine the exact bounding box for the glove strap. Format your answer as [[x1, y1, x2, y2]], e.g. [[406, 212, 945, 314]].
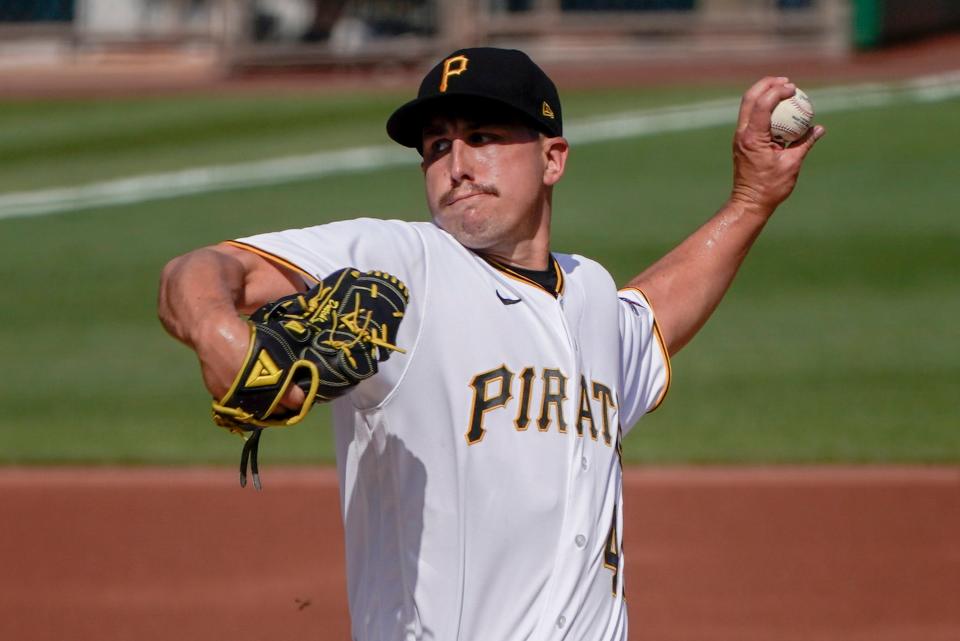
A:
[[239, 428, 263, 490]]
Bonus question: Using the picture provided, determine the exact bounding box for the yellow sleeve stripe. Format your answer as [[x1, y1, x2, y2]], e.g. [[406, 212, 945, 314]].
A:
[[223, 240, 318, 284], [618, 286, 672, 413], [648, 316, 672, 412]]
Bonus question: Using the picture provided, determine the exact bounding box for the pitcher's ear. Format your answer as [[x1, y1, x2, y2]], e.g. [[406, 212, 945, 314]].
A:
[[542, 136, 569, 187]]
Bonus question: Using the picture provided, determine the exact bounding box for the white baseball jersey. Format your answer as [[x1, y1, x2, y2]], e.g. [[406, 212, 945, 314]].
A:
[[231, 218, 670, 641]]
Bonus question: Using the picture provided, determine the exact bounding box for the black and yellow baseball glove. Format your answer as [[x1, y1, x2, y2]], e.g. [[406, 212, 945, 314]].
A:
[[212, 267, 409, 489]]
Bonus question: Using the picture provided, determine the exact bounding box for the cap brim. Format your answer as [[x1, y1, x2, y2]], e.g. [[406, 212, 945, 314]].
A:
[[386, 92, 552, 150]]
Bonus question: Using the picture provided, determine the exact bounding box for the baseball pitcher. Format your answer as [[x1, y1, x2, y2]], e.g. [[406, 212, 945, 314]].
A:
[[158, 48, 823, 640]]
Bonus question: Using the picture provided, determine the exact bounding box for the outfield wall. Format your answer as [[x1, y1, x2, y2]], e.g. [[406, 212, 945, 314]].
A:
[[855, 0, 960, 48]]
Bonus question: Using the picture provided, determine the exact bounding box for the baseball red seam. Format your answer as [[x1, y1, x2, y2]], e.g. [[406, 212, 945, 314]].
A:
[[789, 95, 814, 118]]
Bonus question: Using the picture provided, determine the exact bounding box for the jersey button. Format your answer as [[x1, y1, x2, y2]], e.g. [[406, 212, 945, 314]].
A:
[[575, 534, 587, 548], [580, 457, 588, 471], [556, 615, 566, 629]]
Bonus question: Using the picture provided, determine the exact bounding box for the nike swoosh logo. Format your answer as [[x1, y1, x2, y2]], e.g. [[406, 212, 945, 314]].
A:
[[496, 290, 522, 306]]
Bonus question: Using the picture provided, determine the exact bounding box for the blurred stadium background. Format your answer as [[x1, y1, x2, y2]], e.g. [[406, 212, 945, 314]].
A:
[[2, 0, 959, 69], [1, 0, 958, 466], [2, 4, 959, 641]]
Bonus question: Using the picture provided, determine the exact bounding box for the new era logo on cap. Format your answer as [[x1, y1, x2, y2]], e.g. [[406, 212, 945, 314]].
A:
[[386, 47, 563, 150]]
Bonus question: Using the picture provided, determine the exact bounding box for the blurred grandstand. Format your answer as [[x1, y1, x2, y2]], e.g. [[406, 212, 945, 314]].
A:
[[1, 0, 959, 77]]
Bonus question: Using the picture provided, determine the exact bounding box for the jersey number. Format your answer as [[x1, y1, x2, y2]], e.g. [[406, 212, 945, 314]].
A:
[[603, 504, 621, 597]]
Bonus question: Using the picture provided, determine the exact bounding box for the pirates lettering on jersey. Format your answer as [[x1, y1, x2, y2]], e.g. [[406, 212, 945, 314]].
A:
[[539, 368, 568, 433], [576, 375, 597, 440], [593, 382, 616, 446], [466, 365, 616, 446], [514, 367, 535, 431], [465, 365, 513, 445]]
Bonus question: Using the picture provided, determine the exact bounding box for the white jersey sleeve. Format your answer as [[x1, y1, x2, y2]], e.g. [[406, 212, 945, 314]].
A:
[[617, 286, 671, 432], [229, 217, 423, 284], [228, 217, 429, 410]]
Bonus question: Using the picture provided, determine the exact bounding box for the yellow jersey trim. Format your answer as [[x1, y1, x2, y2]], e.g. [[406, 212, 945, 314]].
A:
[[224, 240, 318, 284], [618, 286, 672, 413], [481, 254, 564, 298]]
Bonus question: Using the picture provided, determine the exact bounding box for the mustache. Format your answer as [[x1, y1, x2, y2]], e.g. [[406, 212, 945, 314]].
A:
[[441, 184, 499, 206]]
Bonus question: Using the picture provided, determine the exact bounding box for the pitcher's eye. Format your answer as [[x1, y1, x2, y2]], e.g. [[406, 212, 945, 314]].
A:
[[426, 138, 451, 158], [468, 132, 498, 145]]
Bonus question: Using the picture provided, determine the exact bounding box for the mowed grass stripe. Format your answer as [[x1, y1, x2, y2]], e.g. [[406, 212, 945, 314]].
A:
[[1, 84, 957, 465], [2, 70, 959, 221]]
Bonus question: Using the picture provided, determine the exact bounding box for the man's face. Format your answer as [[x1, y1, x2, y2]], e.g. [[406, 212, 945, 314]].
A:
[[420, 108, 560, 253]]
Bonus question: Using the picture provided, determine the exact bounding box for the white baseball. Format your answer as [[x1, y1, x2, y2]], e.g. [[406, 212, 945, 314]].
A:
[[770, 88, 814, 145]]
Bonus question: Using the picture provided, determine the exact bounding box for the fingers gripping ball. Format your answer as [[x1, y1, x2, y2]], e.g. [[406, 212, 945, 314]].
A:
[[770, 88, 814, 146], [212, 267, 409, 488]]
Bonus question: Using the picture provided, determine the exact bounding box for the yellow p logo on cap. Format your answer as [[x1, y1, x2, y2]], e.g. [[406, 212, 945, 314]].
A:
[[439, 55, 469, 92]]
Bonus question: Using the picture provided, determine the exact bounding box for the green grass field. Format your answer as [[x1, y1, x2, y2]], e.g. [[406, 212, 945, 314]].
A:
[[1, 83, 957, 465]]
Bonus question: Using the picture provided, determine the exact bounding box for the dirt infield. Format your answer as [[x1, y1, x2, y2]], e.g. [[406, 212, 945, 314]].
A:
[[2, 467, 957, 641]]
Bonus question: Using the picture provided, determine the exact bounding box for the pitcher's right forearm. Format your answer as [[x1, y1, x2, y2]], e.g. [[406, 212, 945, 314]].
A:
[[157, 247, 247, 348]]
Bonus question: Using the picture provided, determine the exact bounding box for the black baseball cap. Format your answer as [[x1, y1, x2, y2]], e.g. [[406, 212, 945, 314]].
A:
[[386, 47, 563, 150]]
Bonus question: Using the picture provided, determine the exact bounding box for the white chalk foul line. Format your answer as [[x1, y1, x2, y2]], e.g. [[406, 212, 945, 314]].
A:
[[2, 70, 959, 222], [0, 145, 412, 221], [563, 69, 960, 142]]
